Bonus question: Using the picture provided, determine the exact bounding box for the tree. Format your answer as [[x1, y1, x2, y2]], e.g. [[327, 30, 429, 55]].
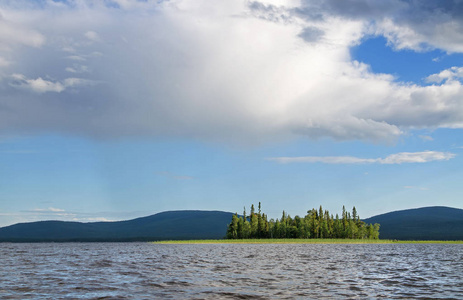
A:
[[251, 213, 258, 238], [237, 217, 244, 239], [333, 214, 341, 238], [243, 218, 251, 239], [226, 214, 239, 239], [226, 204, 380, 240], [274, 219, 281, 238], [257, 203, 265, 238], [352, 206, 358, 223], [367, 223, 380, 239], [307, 209, 319, 238], [280, 211, 288, 238], [262, 213, 269, 238]]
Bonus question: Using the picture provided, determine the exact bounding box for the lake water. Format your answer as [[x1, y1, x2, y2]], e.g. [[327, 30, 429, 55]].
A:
[[0, 243, 462, 299]]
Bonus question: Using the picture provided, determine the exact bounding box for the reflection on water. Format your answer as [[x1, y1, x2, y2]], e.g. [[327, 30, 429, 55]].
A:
[[0, 243, 462, 299]]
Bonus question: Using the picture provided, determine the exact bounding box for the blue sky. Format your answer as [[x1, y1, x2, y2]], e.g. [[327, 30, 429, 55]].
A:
[[1, 0, 463, 227]]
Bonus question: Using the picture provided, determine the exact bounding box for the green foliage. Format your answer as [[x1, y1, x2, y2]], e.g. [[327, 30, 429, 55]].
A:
[[226, 204, 380, 240], [155, 239, 463, 244]]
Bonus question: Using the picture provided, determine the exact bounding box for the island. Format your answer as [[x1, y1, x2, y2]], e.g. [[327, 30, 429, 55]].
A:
[[226, 203, 380, 240]]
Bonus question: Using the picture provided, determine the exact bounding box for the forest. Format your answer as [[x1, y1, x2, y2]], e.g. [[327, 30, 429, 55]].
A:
[[226, 203, 380, 240]]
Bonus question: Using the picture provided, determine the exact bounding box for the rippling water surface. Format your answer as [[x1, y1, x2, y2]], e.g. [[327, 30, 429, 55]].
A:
[[0, 243, 462, 299]]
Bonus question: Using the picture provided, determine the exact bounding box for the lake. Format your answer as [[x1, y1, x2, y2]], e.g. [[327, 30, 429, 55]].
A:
[[0, 243, 462, 299]]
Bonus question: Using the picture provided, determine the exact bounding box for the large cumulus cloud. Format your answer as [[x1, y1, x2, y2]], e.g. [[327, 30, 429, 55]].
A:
[[0, 0, 463, 143]]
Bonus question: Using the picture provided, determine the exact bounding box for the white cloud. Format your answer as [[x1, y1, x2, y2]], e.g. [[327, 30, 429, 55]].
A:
[[24, 207, 109, 221], [66, 55, 86, 61], [84, 31, 100, 42], [0, 209, 148, 227], [268, 156, 377, 164], [77, 217, 114, 222], [9, 74, 65, 93], [268, 151, 456, 164], [65, 64, 90, 74], [0, 14, 45, 51], [8, 74, 94, 93], [32, 207, 65, 213], [426, 67, 463, 84], [379, 151, 455, 164], [419, 135, 433, 141], [0, 56, 10, 67], [0, 1, 463, 143]]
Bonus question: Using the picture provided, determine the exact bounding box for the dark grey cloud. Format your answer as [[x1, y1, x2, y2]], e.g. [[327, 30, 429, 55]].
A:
[[247, 1, 294, 23], [294, 0, 463, 52], [298, 26, 324, 43], [297, 0, 463, 21], [292, 0, 404, 22], [303, 0, 404, 19]]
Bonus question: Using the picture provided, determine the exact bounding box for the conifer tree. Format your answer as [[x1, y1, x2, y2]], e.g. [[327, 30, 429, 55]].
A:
[[274, 219, 281, 238], [251, 213, 258, 238], [237, 217, 244, 239], [334, 213, 341, 238], [280, 211, 287, 238], [243, 218, 251, 238], [226, 214, 239, 239], [226, 204, 380, 240], [352, 206, 358, 223], [257, 203, 264, 238]]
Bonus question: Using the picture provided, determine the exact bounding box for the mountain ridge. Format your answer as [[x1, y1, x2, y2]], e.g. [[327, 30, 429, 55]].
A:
[[0, 210, 234, 242], [1, 206, 462, 242], [363, 206, 463, 240]]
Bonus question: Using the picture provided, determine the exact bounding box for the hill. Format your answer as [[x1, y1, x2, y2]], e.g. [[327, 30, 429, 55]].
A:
[[363, 206, 463, 240], [2, 206, 462, 242], [0, 210, 234, 242]]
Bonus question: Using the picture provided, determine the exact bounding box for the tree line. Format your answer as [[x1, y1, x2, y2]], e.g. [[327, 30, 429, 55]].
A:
[[226, 203, 380, 239]]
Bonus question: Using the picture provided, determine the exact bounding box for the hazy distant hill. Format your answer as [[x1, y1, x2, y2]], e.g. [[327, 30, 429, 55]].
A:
[[0, 210, 234, 242], [363, 206, 463, 240]]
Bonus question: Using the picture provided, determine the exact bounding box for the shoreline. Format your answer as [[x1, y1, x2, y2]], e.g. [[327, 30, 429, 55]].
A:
[[153, 239, 463, 244]]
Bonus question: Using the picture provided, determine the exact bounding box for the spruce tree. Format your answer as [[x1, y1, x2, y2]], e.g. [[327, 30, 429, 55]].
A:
[[226, 203, 380, 240]]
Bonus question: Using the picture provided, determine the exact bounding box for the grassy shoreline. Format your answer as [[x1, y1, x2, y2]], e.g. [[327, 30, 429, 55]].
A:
[[153, 239, 463, 244]]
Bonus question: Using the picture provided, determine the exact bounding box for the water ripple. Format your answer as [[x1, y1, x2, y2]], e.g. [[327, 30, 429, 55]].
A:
[[0, 243, 462, 299]]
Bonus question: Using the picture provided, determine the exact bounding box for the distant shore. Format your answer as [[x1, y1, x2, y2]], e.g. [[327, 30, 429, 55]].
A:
[[153, 239, 463, 244]]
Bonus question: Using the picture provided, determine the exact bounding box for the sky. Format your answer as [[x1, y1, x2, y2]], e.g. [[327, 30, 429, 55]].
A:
[[1, 0, 463, 227]]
